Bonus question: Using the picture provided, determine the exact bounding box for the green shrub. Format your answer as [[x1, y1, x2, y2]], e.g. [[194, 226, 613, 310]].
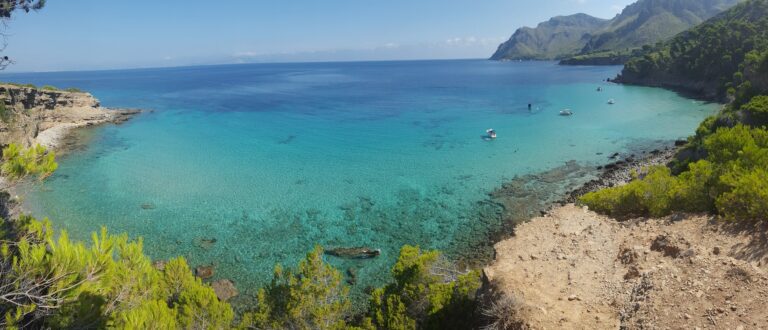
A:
[[1, 143, 58, 180], [40, 85, 58, 91], [64, 87, 84, 93], [740, 95, 768, 126], [704, 124, 768, 169], [582, 122, 768, 221], [673, 160, 717, 212], [0, 217, 234, 329], [716, 168, 768, 221], [367, 245, 482, 330], [580, 166, 681, 218], [240, 245, 353, 330]]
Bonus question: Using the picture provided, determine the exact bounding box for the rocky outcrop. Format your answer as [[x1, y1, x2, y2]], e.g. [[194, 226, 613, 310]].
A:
[[0, 84, 140, 149], [324, 247, 381, 259], [211, 279, 239, 301], [614, 70, 723, 101], [0, 85, 100, 110], [484, 204, 768, 329]]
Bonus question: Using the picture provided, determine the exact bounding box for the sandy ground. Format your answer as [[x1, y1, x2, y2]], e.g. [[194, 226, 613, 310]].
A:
[[484, 204, 768, 329]]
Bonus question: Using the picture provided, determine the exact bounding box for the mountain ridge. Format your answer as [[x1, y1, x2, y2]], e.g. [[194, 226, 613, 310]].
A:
[[491, 0, 742, 62]]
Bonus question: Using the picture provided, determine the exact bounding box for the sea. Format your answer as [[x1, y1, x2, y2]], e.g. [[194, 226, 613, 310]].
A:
[[1, 60, 718, 302]]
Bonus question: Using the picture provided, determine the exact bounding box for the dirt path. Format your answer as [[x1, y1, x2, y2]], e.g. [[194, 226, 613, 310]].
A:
[[484, 204, 768, 329]]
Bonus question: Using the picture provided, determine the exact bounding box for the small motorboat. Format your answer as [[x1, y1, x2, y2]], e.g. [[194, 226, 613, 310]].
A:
[[559, 109, 574, 116], [486, 129, 497, 139], [608, 99, 615, 105]]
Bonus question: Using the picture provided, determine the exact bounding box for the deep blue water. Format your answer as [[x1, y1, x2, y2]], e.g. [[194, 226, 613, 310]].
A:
[[1, 60, 718, 300]]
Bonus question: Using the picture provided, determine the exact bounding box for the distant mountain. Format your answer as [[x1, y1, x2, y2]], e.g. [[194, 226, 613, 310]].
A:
[[491, 0, 742, 62], [580, 0, 742, 53], [489, 14, 608, 60]]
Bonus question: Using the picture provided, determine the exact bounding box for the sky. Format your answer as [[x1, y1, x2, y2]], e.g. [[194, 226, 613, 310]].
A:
[[1, 0, 635, 72]]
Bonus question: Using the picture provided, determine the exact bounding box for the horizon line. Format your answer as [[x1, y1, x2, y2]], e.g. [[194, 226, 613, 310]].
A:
[[0, 57, 499, 75]]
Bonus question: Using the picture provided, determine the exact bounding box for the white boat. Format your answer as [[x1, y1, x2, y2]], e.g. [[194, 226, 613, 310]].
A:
[[486, 129, 497, 139], [608, 99, 615, 105], [559, 109, 573, 116]]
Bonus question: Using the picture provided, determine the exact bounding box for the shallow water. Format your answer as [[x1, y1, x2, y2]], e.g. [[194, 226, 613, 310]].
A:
[[2, 60, 718, 300]]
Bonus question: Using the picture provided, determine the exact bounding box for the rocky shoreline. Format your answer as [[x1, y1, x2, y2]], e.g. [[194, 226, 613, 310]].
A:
[[563, 142, 683, 203], [0, 85, 142, 218], [33, 108, 141, 150], [452, 140, 688, 269]]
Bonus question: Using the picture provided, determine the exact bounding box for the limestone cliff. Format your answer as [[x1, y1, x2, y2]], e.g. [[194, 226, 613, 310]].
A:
[[0, 85, 137, 148]]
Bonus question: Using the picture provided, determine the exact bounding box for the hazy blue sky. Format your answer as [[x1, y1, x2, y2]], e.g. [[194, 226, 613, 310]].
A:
[[2, 0, 635, 72]]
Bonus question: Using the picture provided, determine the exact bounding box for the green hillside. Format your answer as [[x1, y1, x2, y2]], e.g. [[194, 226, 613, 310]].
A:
[[617, 0, 768, 101], [582, 0, 768, 224], [581, 0, 741, 53], [492, 0, 741, 62]]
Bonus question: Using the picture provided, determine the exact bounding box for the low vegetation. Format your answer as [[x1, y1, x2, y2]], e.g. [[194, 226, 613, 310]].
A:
[[366, 245, 482, 330], [583, 0, 768, 223], [581, 122, 768, 221], [1, 144, 57, 181], [1, 215, 483, 329], [0, 216, 234, 329], [1, 82, 85, 93]]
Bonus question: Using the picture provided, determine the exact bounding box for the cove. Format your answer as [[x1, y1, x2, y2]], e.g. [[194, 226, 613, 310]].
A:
[[5, 60, 718, 301]]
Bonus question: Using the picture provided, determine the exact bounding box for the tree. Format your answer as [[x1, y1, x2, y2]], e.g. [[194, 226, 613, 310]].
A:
[[0, 216, 235, 329], [0, 0, 46, 69], [367, 245, 482, 330], [240, 245, 353, 330], [1, 144, 58, 182]]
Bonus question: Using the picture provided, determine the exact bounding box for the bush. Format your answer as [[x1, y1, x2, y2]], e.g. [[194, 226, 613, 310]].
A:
[[480, 293, 525, 330], [716, 168, 768, 221], [240, 245, 353, 330], [1, 144, 58, 180], [740, 95, 768, 126], [581, 122, 768, 221], [580, 166, 681, 218], [367, 245, 482, 330], [40, 85, 58, 91], [0, 217, 234, 329]]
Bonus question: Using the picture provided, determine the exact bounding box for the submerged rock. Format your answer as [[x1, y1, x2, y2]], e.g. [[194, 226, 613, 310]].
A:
[[325, 247, 381, 259], [141, 203, 156, 210], [193, 237, 217, 250], [346, 268, 357, 285], [211, 279, 238, 301], [195, 265, 215, 279]]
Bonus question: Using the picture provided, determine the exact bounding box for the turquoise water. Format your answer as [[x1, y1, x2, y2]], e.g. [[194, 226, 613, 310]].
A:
[[3, 60, 717, 300]]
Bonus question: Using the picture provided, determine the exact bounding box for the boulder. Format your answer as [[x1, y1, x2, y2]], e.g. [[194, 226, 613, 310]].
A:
[[211, 279, 238, 301], [195, 265, 215, 279]]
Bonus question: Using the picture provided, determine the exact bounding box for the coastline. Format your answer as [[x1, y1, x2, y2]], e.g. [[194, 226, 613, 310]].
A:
[[1, 71, 720, 314], [452, 138, 691, 268], [33, 108, 141, 150], [0, 93, 141, 218]]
